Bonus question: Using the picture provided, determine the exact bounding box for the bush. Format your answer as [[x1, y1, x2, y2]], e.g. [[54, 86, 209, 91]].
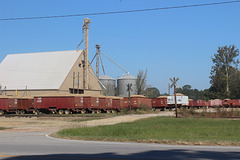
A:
[[188, 107, 195, 115], [138, 104, 150, 111], [120, 108, 130, 114]]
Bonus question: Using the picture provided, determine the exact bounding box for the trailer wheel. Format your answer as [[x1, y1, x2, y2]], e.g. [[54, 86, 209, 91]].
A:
[[97, 110, 101, 114], [16, 110, 21, 115], [65, 110, 70, 115], [20, 110, 25, 114], [81, 110, 86, 114], [0, 110, 4, 115], [34, 110, 40, 115], [52, 110, 57, 114], [58, 110, 64, 115]]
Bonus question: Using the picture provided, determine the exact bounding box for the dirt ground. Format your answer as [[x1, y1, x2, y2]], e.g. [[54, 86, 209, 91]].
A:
[[0, 112, 174, 133]]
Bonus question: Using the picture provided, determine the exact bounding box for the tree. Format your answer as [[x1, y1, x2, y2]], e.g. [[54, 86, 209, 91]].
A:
[[229, 69, 240, 99], [182, 85, 191, 90], [177, 84, 209, 100], [136, 69, 147, 95], [145, 87, 160, 98], [210, 45, 239, 98]]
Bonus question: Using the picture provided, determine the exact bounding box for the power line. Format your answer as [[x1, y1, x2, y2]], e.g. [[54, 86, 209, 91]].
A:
[[0, 1, 240, 21]]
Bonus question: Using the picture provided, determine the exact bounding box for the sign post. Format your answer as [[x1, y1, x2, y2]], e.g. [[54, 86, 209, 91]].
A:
[[170, 77, 180, 118], [126, 83, 133, 113]]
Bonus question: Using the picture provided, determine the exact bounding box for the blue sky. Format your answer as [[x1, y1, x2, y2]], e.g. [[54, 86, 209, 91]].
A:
[[0, 0, 240, 94]]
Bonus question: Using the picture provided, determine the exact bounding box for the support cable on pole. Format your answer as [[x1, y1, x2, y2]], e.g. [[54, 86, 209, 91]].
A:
[[99, 53, 106, 75], [100, 51, 128, 74], [77, 29, 84, 51], [89, 70, 106, 90]]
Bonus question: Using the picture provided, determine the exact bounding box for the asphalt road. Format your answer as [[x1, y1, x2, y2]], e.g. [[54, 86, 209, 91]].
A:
[[0, 131, 240, 160]]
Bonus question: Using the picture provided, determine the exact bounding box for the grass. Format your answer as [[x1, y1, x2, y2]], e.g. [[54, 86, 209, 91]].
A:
[[179, 107, 240, 118], [55, 117, 240, 146], [0, 127, 9, 130]]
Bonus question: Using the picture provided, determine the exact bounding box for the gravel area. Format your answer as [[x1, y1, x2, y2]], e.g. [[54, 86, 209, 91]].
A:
[[0, 112, 174, 133], [74, 112, 174, 127]]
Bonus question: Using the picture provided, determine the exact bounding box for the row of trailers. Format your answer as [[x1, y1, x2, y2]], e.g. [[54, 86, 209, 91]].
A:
[[0, 95, 152, 115], [1, 94, 240, 115], [152, 96, 240, 109]]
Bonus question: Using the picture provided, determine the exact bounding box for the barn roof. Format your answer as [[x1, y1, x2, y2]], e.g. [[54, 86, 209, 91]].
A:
[[0, 50, 83, 90]]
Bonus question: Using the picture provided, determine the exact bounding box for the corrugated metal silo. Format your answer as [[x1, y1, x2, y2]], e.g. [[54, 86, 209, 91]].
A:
[[99, 75, 116, 96], [117, 74, 137, 97]]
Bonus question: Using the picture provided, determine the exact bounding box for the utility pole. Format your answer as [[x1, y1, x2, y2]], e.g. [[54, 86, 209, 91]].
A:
[[82, 18, 91, 90], [77, 72, 80, 94], [96, 44, 101, 78], [73, 72, 75, 94], [170, 77, 180, 118]]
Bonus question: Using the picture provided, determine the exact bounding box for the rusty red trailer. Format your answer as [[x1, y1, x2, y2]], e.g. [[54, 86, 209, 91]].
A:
[[188, 99, 194, 107], [230, 99, 240, 107], [0, 96, 33, 114], [105, 97, 113, 112], [152, 96, 168, 109], [123, 95, 152, 110], [222, 99, 231, 107], [208, 99, 223, 107], [0, 96, 11, 114], [87, 95, 102, 113], [107, 96, 123, 112], [81, 95, 99, 113], [0, 97, 9, 115], [34, 95, 84, 114], [195, 100, 207, 107]]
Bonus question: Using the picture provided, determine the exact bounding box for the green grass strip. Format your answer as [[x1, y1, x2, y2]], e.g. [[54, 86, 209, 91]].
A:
[[56, 117, 240, 145], [0, 127, 9, 130]]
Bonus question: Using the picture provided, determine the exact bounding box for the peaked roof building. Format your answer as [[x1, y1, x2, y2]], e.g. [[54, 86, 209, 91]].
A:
[[0, 50, 102, 96]]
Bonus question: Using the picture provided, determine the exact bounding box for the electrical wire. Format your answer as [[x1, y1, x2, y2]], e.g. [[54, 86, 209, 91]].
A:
[[0, 1, 239, 21]]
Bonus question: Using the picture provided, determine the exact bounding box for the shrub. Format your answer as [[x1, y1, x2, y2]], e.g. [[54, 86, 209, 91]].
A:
[[138, 104, 150, 111]]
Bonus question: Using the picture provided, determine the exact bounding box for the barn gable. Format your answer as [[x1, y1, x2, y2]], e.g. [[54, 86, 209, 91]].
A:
[[0, 50, 102, 96]]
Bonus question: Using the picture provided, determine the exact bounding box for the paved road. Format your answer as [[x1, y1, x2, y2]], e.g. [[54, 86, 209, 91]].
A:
[[0, 131, 240, 160]]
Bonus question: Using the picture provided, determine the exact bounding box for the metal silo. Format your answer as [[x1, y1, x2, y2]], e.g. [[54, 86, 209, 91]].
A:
[[117, 74, 137, 97], [99, 75, 116, 96]]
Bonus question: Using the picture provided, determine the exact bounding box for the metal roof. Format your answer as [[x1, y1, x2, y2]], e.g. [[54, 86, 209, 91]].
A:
[[99, 74, 115, 80], [118, 74, 136, 80], [0, 50, 83, 90]]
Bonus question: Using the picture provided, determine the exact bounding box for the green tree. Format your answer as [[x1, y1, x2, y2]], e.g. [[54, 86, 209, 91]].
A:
[[136, 69, 147, 95], [145, 87, 160, 98], [177, 84, 208, 100], [210, 45, 239, 98], [182, 85, 191, 90], [229, 69, 240, 99]]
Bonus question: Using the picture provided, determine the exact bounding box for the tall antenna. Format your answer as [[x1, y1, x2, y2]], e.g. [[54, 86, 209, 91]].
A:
[[96, 44, 101, 78], [82, 18, 91, 89]]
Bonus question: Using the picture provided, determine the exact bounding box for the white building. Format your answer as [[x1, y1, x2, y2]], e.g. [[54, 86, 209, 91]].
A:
[[0, 50, 102, 96]]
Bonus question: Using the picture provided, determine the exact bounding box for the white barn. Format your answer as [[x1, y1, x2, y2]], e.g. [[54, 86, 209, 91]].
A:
[[0, 50, 102, 96]]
